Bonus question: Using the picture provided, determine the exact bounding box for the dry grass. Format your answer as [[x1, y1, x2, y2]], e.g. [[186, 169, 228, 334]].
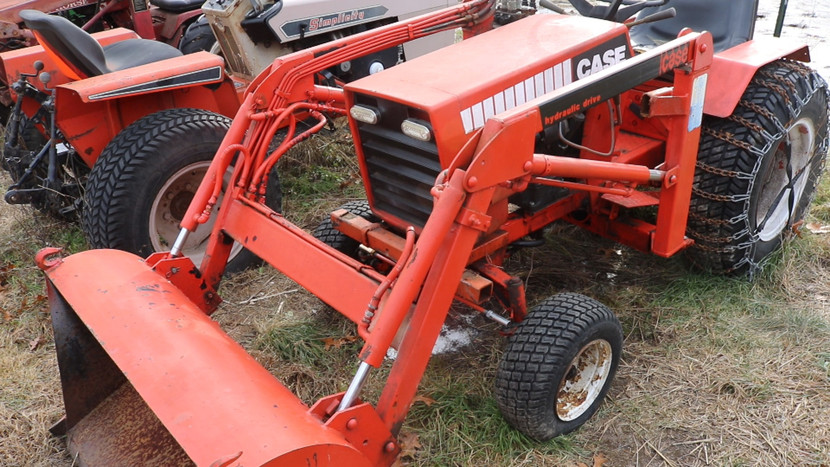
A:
[[1, 126, 829, 466], [0, 199, 80, 466]]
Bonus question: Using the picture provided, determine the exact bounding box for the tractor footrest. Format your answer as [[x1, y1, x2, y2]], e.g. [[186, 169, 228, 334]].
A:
[[602, 190, 660, 208]]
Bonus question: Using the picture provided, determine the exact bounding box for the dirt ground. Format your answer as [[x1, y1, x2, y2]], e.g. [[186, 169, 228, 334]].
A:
[[1, 1, 830, 466]]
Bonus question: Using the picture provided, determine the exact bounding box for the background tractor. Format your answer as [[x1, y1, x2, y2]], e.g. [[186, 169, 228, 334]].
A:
[[0, 0, 213, 115]]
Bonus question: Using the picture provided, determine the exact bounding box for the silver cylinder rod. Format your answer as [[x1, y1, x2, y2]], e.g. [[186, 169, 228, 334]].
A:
[[649, 169, 665, 182], [338, 361, 372, 412], [169, 228, 190, 257], [484, 310, 512, 326]]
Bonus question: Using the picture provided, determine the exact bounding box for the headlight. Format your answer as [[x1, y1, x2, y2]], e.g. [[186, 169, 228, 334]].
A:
[[401, 119, 433, 142], [350, 105, 380, 124]]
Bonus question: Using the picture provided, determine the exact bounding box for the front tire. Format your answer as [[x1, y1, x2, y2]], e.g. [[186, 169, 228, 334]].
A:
[[312, 200, 378, 257], [495, 293, 623, 441], [82, 108, 281, 273], [687, 60, 829, 276]]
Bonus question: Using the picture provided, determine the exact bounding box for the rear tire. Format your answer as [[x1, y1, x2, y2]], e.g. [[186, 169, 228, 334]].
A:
[[495, 293, 622, 441], [179, 16, 216, 54], [312, 200, 377, 257], [82, 108, 281, 273], [687, 60, 829, 276]]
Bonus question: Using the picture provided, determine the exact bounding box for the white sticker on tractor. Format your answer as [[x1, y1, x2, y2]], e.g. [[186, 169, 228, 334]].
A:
[[460, 59, 572, 134], [458, 35, 632, 134], [688, 73, 708, 132]]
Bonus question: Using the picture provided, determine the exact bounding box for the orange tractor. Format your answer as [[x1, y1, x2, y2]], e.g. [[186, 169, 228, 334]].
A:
[[37, 0, 829, 464]]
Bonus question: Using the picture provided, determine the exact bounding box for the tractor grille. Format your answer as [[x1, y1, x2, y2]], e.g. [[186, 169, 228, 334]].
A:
[[354, 98, 441, 228]]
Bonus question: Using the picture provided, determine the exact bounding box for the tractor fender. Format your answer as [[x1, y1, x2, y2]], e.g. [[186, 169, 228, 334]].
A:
[[56, 51, 227, 104], [704, 36, 810, 118], [53, 51, 242, 166]]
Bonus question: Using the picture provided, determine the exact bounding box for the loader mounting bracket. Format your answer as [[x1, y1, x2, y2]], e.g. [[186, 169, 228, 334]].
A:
[[145, 252, 222, 314]]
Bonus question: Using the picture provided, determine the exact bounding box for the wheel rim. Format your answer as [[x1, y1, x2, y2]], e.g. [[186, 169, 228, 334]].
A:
[[556, 339, 613, 422], [148, 161, 242, 266], [755, 117, 816, 242]]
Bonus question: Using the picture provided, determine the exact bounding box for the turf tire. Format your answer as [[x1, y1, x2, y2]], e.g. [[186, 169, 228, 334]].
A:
[[82, 108, 282, 273], [495, 293, 622, 441], [312, 200, 377, 257], [687, 60, 829, 276], [179, 16, 216, 54]]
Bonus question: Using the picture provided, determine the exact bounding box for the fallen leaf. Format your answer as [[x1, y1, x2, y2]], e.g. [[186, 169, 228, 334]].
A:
[[29, 335, 45, 351], [321, 335, 359, 350], [2, 306, 11, 322], [412, 394, 436, 406], [396, 431, 422, 460], [593, 453, 609, 467]]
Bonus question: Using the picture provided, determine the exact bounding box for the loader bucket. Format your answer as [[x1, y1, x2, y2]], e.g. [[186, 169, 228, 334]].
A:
[[39, 248, 388, 466]]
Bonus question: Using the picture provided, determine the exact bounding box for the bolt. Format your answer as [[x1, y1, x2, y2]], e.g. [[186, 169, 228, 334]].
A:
[[523, 161, 533, 171], [346, 418, 358, 430], [467, 176, 478, 187], [669, 175, 677, 184], [699, 43, 708, 53], [384, 442, 396, 453]]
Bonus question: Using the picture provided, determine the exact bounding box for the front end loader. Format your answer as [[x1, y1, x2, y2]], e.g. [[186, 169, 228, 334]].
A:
[[37, 0, 829, 464]]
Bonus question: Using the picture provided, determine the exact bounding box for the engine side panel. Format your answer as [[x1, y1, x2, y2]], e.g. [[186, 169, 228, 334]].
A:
[[271, 0, 454, 43]]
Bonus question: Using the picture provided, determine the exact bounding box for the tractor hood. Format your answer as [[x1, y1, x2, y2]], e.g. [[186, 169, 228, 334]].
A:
[[343, 14, 632, 229], [345, 13, 632, 163]]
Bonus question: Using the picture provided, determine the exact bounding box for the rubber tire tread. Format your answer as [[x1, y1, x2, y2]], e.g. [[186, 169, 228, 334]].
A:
[[495, 293, 622, 441], [82, 108, 280, 273], [179, 16, 216, 54], [686, 59, 829, 275], [312, 200, 377, 255]]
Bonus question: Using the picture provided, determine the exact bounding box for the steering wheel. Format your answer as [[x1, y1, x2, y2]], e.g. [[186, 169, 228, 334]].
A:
[[567, 0, 668, 22]]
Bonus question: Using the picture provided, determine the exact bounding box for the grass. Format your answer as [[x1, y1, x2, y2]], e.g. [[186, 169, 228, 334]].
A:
[[1, 123, 829, 466]]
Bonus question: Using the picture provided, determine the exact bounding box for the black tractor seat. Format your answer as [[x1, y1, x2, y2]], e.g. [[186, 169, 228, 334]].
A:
[[629, 0, 759, 53], [149, 0, 205, 13], [19, 9, 182, 80]]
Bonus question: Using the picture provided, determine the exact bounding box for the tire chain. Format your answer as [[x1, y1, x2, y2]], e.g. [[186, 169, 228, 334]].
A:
[[688, 60, 828, 277]]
